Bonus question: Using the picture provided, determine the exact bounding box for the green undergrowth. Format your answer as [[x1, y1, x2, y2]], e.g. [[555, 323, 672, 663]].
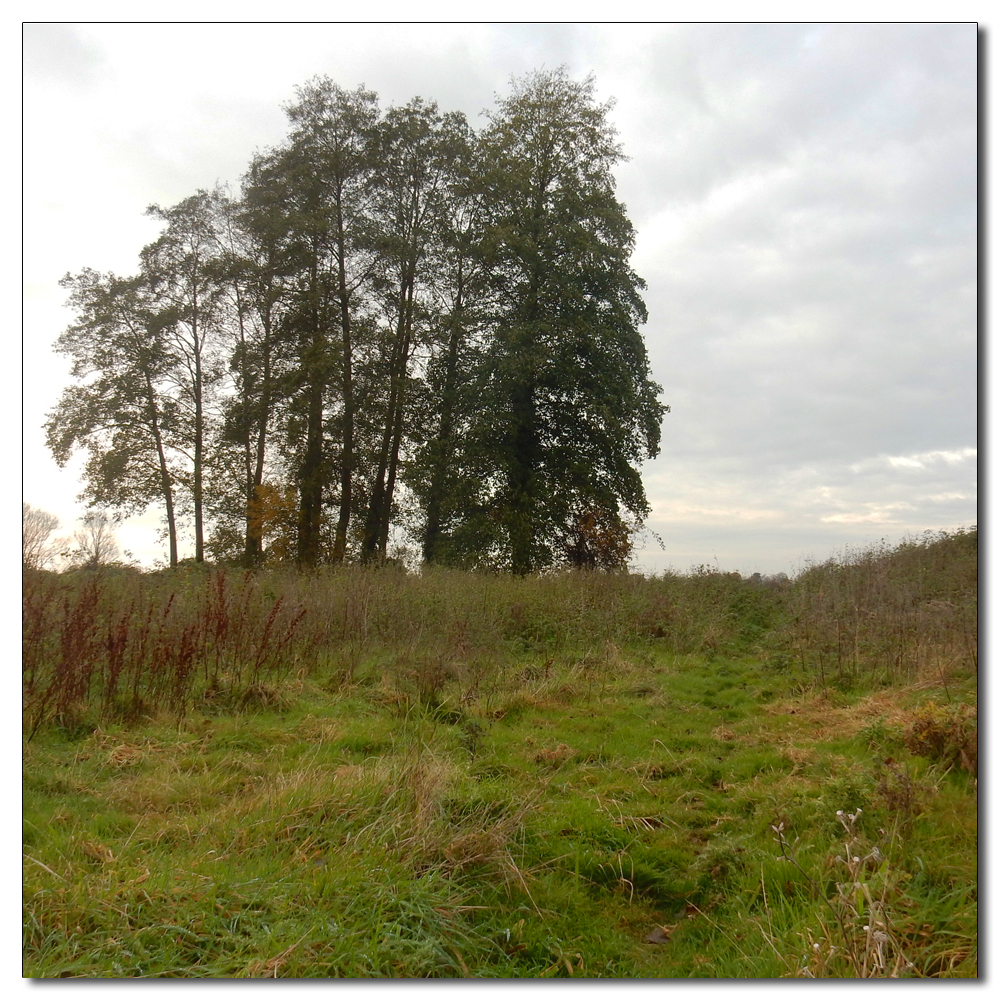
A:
[[23, 643, 976, 978]]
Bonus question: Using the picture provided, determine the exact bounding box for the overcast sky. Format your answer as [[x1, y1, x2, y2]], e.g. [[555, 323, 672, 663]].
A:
[[22, 22, 978, 576]]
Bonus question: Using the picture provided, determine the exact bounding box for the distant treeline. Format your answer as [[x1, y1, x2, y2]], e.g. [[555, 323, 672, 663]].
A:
[[46, 69, 664, 574]]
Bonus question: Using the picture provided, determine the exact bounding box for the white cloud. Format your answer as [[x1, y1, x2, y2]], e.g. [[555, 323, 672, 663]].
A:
[[886, 448, 977, 470], [820, 502, 918, 525]]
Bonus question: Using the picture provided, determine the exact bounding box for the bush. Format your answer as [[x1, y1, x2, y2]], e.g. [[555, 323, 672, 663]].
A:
[[902, 702, 977, 776]]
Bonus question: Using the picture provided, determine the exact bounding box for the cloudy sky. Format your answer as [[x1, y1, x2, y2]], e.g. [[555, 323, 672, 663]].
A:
[[22, 22, 978, 576]]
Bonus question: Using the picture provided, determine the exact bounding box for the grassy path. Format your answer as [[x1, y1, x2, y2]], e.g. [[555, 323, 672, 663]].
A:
[[23, 646, 976, 977]]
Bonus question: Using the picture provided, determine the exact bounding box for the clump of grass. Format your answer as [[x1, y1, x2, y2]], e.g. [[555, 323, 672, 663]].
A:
[[871, 758, 927, 835], [22, 569, 308, 736], [781, 527, 977, 689], [900, 701, 977, 777]]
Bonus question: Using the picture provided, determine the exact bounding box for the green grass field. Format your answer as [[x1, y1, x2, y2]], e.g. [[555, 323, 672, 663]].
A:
[[22, 530, 977, 977]]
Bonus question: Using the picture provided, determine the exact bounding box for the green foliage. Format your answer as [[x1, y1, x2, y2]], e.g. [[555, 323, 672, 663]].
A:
[[434, 68, 665, 574], [47, 68, 665, 575]]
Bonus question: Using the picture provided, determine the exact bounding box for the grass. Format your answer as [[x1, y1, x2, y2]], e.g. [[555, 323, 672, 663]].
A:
[[22, 529, 977, 977], [22, 651, 976, 977]]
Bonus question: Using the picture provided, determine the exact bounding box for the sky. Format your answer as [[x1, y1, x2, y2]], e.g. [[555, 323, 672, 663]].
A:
[[21, 21, 978, 577]]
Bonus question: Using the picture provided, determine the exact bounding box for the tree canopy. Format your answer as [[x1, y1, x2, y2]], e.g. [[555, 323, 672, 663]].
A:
[[46, 68, 665, 573]]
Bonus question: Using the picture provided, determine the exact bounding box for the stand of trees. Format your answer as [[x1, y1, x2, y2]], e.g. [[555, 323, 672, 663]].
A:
[[46, 69, 665, 573], [22, 504, 123, 571]]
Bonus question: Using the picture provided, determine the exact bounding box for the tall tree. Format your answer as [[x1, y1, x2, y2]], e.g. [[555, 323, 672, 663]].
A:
[[46, 270, 182, 566], [210, 179, 296, 566], [469, 69, 665, 573], [283, 78, 380, 566], [141, 190, 227, 563], [359, 100, 474, 561], [404, 149, 490, 566]]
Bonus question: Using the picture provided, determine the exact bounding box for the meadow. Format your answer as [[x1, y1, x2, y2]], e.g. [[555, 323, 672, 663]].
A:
[[22, 528, 977, 977]]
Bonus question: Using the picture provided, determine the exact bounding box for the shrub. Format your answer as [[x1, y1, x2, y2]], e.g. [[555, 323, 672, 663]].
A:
[[902, 702, 977, 776]]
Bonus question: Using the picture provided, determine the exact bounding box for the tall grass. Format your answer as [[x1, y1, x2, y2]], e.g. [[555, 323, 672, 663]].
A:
[[782, 527, 977, 689], [22, 527, 976, 734]]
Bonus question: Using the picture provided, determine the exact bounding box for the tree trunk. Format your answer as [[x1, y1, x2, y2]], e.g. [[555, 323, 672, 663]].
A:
[[422, 280, 464, 564], [507, 259, 542, 575], [296, 364, 325, 567], [245, 307, 272, 567], [144, 371, 179, 567], [332, 185, 354, 564], [378, 275, 417, 558], [361, 267, 414, 561], [297, 260, 326, 568], [192, 293, 205, 563], [508, 373, 538, 576]]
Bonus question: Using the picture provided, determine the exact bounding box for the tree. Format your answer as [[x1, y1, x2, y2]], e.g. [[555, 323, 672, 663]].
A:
[[46, 269, 183, 566], [22, 503, 60, 569], [403, 148, 491, 567], [452, 69, 666, 573], [282, 78, 381, 566], [72, 510, 121, 568], [559, 506, 635, 571], [359, 99, 475, 561], [246, 481, 299, 563], [141, 190, 228, 563], [209, 181, 296, 567]]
